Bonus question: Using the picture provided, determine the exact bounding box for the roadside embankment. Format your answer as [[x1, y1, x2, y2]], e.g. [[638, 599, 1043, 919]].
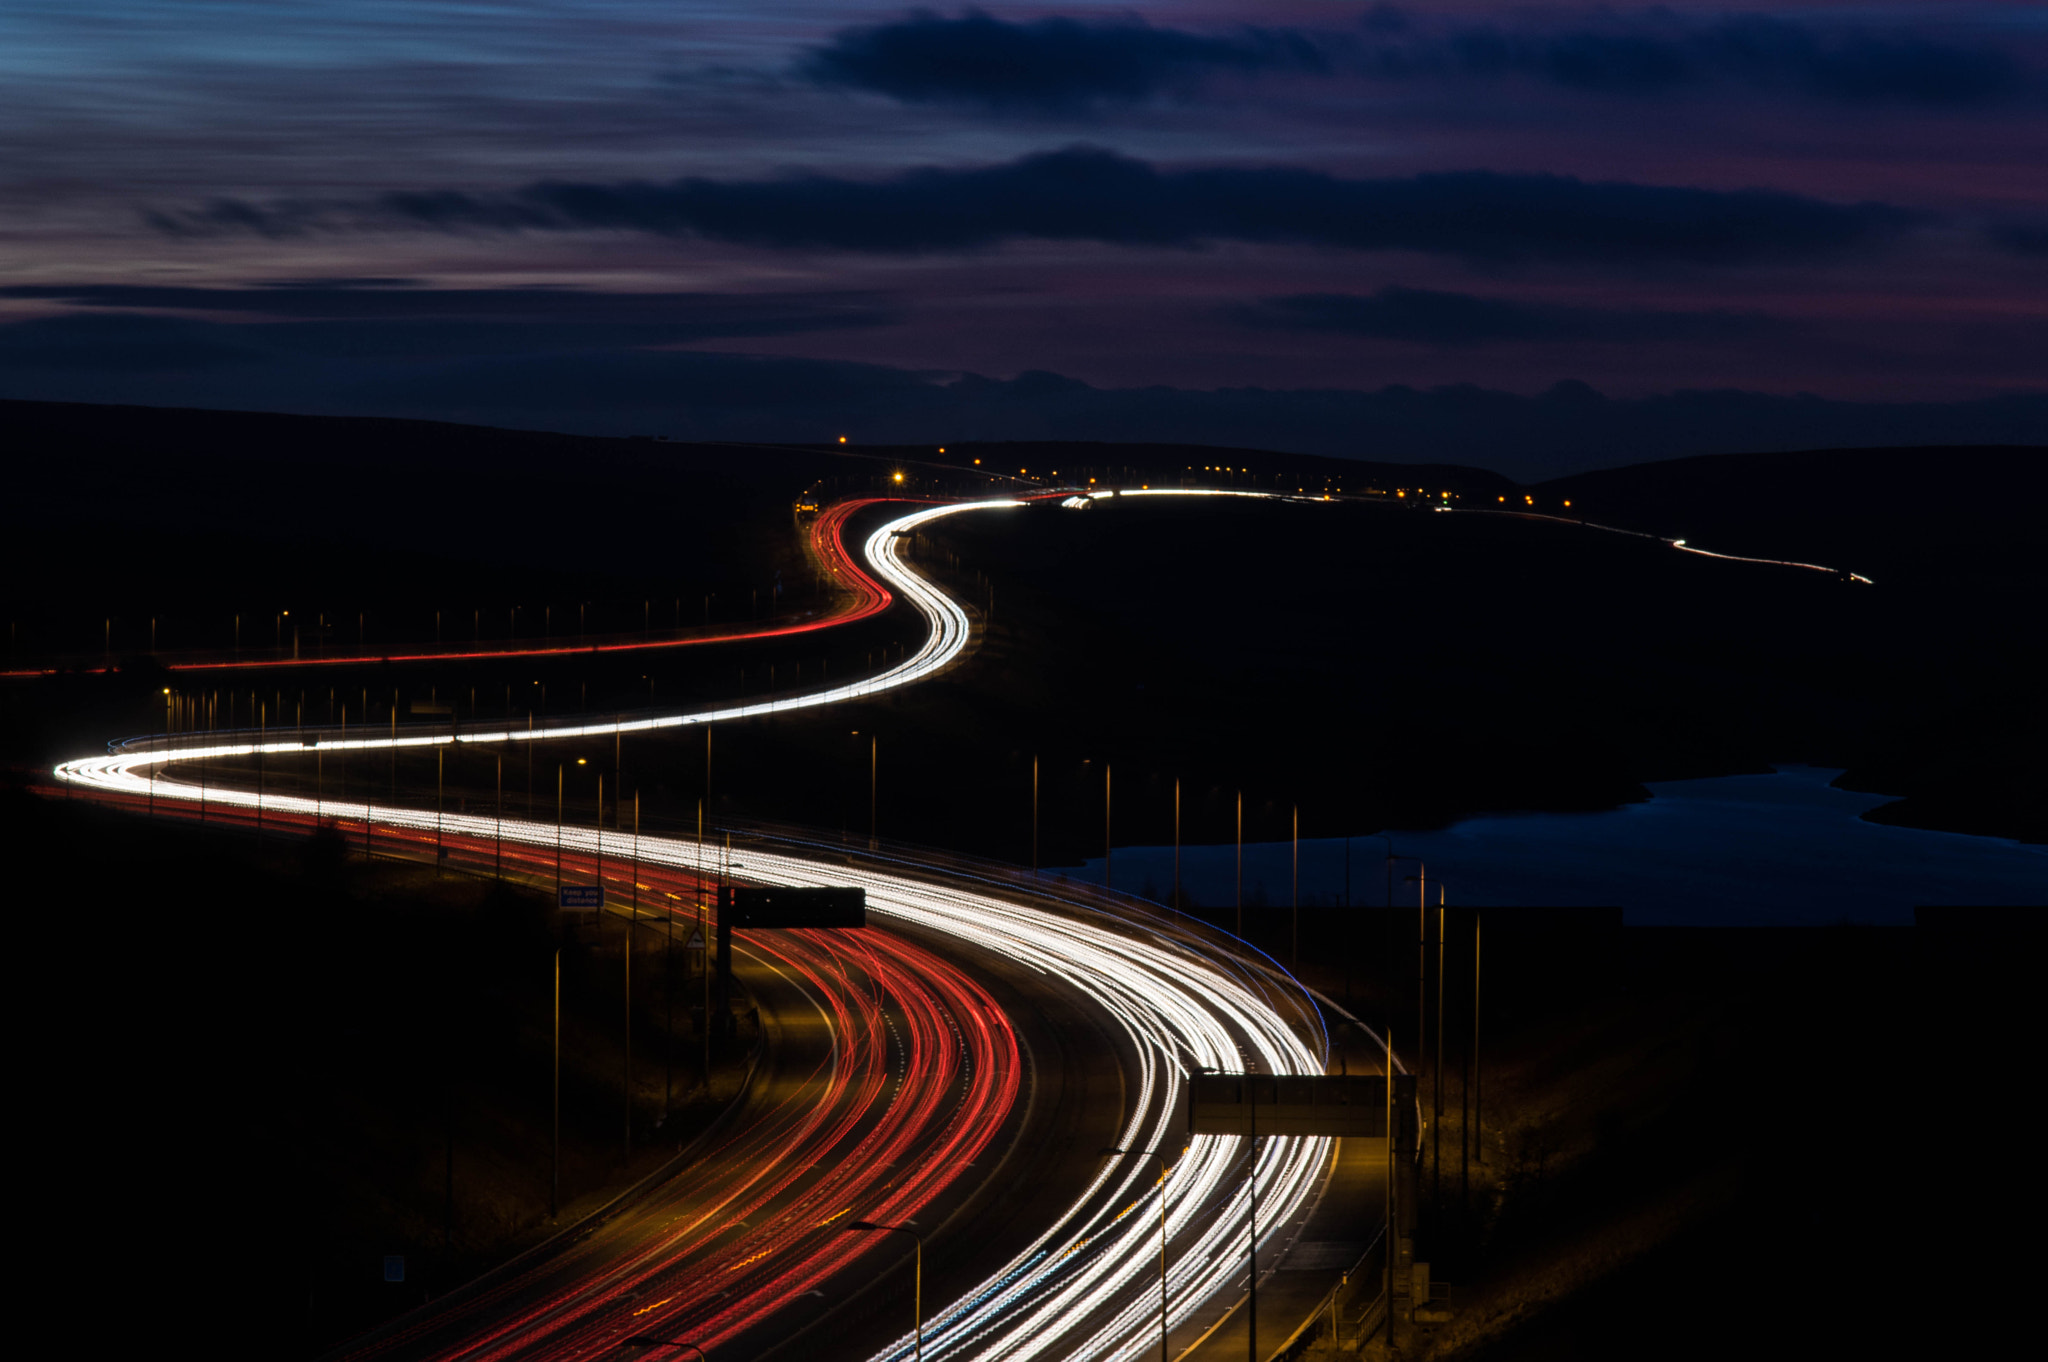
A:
[[1305, 922, 2030, 1361], [3, 783, 758, 1358]]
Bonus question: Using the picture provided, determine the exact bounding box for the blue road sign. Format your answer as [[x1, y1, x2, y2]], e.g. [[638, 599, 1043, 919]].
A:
[[384, 1255, 405, 1283], [559, 886, 604, 912]]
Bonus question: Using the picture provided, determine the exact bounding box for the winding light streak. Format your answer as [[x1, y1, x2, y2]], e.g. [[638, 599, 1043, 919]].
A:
[[54, 489, 1355, 1362], [69, 497, 1015, 775], [1481, 508, 1875, 583], [1669, 536, 1876, 583]]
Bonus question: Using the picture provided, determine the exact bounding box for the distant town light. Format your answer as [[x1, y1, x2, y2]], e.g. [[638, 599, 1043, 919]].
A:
[[838, 435, 847, 444], [893, 471, 905, 483]]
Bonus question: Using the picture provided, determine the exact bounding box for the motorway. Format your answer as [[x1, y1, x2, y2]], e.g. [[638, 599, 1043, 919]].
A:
[[320, 841, 1029, 1362], [55, 491, 1367, 1362], [47, 480, 1876, 1358]]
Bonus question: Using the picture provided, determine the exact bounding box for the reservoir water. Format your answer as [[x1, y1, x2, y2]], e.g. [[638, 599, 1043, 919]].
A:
[[1051, 765, 2045, 926]]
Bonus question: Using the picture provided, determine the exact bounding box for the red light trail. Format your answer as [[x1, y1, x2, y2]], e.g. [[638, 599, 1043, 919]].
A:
[[94, 786, 1021, 1362], [54, 493, 1349, 1362], [1, 496, 900, 678]]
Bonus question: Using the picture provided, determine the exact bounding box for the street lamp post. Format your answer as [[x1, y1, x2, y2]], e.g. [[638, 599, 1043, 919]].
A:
[[1235, 790, 1243, 937], [1290, 804, 1299, 968], [1103, 1146, 1178, 1362], [1378, 837, 1399, 992], [844, 1221, 923, 1360], [622, 791, 632, 1160], [692, 800, 708, 1087], [1172, 776, 1180, 914], [1434, 883, 1445, 1205], [1401, 866, 1428, 1128], [1468, 908, 1483, 1201], [1104, 761, 1113, 891], [1330, 1015, 1393, 1350], [1247, 1067, 1259, 1362], [621, 1339, 706, 1360], [551, 945, 560, 1220], [632, 790, 641, 1146]]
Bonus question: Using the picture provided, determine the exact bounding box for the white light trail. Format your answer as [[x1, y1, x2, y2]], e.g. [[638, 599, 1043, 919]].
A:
[[53, 489, 1352, 1362], [63, 498, 1018, 777], [1478, 508, 1875, 583], [1670, 536, 1876, 582]]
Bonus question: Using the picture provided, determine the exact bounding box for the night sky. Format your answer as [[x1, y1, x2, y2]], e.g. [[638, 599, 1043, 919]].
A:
[[5, 3, 2046, 477]]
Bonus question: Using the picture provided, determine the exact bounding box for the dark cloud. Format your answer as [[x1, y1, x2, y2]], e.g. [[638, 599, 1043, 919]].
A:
[[0, 282, 900, 332], [801, 9, 1326, 114], [4, 311, 2042, 481], [144, 148, 1919, 265], [1988, 221, 2048, 257], [258, 277, 422, 291], [796, 9, 2036, 112], [1428, 12, 2033, 106], [0, 287, 902, 397], [1233, 287, 1778, 346], [140, 198, 325, 240]]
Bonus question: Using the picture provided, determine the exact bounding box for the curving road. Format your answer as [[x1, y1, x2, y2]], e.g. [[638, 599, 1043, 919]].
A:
[[329, 852, 1027, 1362], [55, 491, 1351, 1362]]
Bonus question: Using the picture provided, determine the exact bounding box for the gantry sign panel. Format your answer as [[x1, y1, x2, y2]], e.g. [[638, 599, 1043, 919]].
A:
[[1189, 1073, 1390, 1138]]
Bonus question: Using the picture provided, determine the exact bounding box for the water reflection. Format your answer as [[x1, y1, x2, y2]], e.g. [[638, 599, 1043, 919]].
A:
[[1055, 766, 2045, 926]]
